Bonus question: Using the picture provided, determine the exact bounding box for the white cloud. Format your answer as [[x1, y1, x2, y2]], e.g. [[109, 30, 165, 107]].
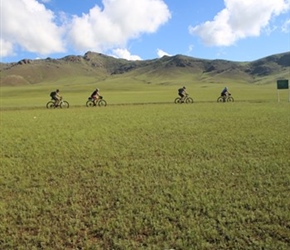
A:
[[2, 0, 66, 56], [157, 48, 172, 57], [188, 44, 194, 53], [189, 0, 290, 46], [66, 0, 171, 53], [1, 39, 15, 57], [282, 18, 290, 32], [111, 48, 142, 60], [1, 0, 171, 59]]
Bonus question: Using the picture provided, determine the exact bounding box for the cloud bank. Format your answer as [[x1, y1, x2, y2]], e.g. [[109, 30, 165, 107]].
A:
[[111, 48, 142, 60], [157, 49, 172, 58], [1, 0, 171, 59], [2, 0, 289, 60], [189, 0, 290, 46], [1, 0, 66, 57]]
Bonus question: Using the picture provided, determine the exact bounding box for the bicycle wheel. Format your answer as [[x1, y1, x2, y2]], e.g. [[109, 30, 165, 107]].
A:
[[227, 96, 234, 102], [98, 99, 107, 107], [174, 97, 181, 104], [217, 96, 225, 102], [86, 100, 95, 107], [60, 101, 69, 108], [46, 101, 55, 109], [186, 97, 194, 103]]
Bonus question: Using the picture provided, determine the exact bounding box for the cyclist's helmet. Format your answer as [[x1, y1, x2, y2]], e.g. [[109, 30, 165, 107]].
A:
[[56, 89, 59, 92], [96, 88, 99, 91], [183, 86, 186, 89]]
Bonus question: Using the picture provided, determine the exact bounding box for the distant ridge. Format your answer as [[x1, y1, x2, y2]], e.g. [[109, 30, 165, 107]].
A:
[[0, 51, 289, 86]]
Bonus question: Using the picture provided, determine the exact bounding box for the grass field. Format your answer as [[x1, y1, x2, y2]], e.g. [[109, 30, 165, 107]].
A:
[[1, 77, 289, 108], [1, 82, 290, 249]]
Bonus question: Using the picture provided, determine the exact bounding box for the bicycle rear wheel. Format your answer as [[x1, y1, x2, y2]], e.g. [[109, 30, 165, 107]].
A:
[[60, 101, 69, 108], [46, 101, 55, 109], [174, 97, 181, 104], [217, 97, 225, 102], [86, 100, 95, 107]]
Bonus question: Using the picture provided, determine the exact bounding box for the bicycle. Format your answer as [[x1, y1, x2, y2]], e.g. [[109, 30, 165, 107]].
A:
[[46, 97, 69, 108], [86, 96, 107, 107], [174, 94, 194, 104], [217, 94, 234, 103]]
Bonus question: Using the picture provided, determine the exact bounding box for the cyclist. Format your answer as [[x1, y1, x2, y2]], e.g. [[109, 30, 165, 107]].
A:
[[221, 87, 230, 97], [178, 86, 187, 102], [50, 89, 61, 107], [90, 88, 101, 106]]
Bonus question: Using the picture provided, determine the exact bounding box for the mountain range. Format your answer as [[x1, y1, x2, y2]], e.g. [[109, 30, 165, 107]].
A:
[[0, 51, 289, 86]]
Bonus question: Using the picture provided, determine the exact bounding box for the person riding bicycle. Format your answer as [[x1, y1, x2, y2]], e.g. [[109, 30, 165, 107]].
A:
[[50, 89, 61, 107], [178, 86, 187, 102], [90, 88, 101, 106], [221, 87, 231, 97]]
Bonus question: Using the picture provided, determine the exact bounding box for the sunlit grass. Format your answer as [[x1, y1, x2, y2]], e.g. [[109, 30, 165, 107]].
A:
[[1, 80, 289, 109], [1, 101, 290, 249]]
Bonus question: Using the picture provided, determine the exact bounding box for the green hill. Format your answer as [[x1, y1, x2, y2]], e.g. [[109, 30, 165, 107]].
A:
[[1, 51, 289, 86]]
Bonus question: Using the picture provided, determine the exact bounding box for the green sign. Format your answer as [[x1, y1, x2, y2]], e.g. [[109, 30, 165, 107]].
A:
[[277, 80, 289, 90]]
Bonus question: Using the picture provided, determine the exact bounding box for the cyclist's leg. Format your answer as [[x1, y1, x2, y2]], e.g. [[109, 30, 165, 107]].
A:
[[221, 93, 226, 102], [92, 96, 97, 106], [52, 97, 58, 106], [180, 94, 185, 102]]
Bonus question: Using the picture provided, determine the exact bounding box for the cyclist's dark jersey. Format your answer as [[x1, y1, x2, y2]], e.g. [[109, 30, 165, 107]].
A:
[[178, 88, 184, 94], [221, 89, 228, 95], [91, 90, 98, 97], [50, 91, 58, 99], [51, 91, 56, 96]]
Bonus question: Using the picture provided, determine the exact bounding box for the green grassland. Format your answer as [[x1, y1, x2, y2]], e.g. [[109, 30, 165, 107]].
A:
[[1, 80, 290, 249], [1, 73, 289, 108]]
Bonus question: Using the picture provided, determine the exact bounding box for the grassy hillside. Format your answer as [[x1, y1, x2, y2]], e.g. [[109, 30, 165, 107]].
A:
[[1, 51, 289, 87]]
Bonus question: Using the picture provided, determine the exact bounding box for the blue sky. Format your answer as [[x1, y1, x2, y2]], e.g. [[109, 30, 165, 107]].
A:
[[1, 0, 290, 63]]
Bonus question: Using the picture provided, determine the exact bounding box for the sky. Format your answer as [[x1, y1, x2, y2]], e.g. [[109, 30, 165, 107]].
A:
[[1, 0, 290, 63]]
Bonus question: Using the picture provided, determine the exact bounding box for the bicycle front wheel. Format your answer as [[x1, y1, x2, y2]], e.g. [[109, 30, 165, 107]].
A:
[[98, 99, 107, 107], [60, 101, 69, 108], [227, 96, 234, 102], [186, 97, 194, 103], [46, 101, 55, 109]]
